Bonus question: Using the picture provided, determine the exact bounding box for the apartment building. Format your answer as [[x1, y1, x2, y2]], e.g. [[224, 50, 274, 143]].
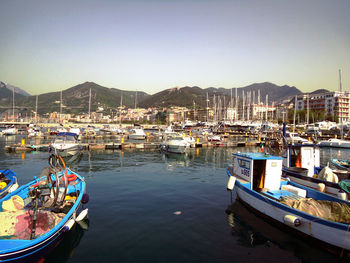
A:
[[295, 91, 350, 122]]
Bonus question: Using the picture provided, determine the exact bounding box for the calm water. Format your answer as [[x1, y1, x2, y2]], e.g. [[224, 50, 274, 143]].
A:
[[1, 135, 350, 263]]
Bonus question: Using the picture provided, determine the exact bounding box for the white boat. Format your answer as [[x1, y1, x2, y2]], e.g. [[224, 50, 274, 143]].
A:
[[160, 136, 189, 154], [2, 127, 17, 135], [227, 152, 350, 253], [282, 143, 349, 199], [128, 128, 146, 140], [285, 132, 309, 144], [318, 138, 350, 149], [49, 132, 82, 157]]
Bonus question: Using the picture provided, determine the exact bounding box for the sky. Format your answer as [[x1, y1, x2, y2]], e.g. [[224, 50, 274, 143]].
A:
[[0, 0, 349, 95]]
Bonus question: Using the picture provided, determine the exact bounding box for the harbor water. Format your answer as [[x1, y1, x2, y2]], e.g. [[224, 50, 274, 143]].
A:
[[1, 136, 350, 263]]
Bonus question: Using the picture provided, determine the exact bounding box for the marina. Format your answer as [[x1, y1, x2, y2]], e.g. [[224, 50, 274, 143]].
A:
[[1, 128, 350, 262]]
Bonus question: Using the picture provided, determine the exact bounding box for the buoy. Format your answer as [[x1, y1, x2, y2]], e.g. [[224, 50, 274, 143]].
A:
[[338, 190, 347, 200], [283, 215, 301, 227], [82, 193, 90, 204], [227, 176, 236, 191], [0, 181, 7, 190], [317, 183, 325, 192], [63, 218, 75, 231], [76, 208, 89, 222]]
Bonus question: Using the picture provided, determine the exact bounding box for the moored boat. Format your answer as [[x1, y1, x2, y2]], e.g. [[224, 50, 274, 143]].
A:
[[0, 154, 88, 262], [318, 138, 350, 149], [282, 143, 350, 199], [226, 152, 350, 254], [49, 132, 82, 157], [0, 170, 19, 199], [331, 158, 350, 171], [160, 135, 189, 154], [128, 128, 146, 140]]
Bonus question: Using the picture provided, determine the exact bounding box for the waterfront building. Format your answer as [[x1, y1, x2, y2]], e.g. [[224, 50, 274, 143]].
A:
[[295, 91, 350, 122]]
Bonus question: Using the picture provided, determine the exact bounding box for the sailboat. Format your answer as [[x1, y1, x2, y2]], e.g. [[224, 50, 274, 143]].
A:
[[318, 70, 350, 148]]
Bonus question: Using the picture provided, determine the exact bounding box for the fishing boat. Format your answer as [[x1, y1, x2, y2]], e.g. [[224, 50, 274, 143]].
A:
[[49, 132, 82, 157], [282, 143, 350, 199], [226, 152, 350, 254], [128, 128, 146, 140], [0, 154, 88, 262], [160, 135, 189, 154], [0, 170, 19, 199], [331, 158, 350, 171]]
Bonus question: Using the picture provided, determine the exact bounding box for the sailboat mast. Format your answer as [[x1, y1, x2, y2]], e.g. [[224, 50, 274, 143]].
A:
[[339, 69, 343, 139], [35, 95, 38, 123], [12, 87, 15, 122], [88, 88, 91, 119], [60, 90, 62, 123], [120, 92, 123, 125]]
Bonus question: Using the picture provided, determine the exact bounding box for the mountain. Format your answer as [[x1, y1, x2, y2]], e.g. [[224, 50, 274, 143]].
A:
[[0, 81, 31, 96], [138, 82, 302, 108], [310, 89, 329, 94], [0, 86, 26, 108], [14, 82, 150, 114]]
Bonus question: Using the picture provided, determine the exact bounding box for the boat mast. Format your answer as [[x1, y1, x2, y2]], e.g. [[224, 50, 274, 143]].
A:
[[306, 94, 309, 125], [12, 87, 15, 122], [265, 94, 268, 121], [206, 92, 209, 123], [120, 92, 123, 125], [235, 88, 238, 121], [135, 90, 137, 109], [35, 95, 38, 124], [60, 90, 62, 123], [339, 69, 343, 139], [88, 88, 91, 120]]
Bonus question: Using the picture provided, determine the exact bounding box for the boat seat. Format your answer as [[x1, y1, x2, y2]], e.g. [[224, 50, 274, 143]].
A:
[[262, 190, 304, 201]]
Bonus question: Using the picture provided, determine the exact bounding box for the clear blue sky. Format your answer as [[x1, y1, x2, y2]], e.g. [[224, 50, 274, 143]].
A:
[[0, 0, 349, 95]]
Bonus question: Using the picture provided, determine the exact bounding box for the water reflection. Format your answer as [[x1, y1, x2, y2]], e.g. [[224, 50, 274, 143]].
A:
[[42, 219, 89, 263], [227, 200, 348, 262]]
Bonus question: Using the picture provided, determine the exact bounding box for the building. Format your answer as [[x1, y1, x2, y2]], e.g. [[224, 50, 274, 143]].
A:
[[295, 91, 350, 122]]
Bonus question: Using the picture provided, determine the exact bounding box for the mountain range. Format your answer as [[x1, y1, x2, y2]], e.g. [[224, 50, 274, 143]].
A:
[[0, 81, 328, 114]]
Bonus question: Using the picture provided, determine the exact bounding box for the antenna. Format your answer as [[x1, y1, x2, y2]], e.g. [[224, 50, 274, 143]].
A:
[[60, 90, 62, 123]]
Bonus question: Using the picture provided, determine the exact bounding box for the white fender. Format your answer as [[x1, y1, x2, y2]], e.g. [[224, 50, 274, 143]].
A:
[[227, 176, 236, 191], [76, 208, 88, 222], [283, 215, 301, 227], [64, 218, 75, 231]]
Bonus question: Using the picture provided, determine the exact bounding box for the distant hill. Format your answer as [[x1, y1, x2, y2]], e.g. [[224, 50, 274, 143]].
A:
[[5, 82, 149, 114], [0, 81, 31, 96], [0, 86, 26, 107], [138, 82, 302, 108], [310, 89, 329, 94]]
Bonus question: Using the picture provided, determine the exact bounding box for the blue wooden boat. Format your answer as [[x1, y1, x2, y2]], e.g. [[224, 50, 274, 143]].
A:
[[227, 152, 350, 253], [331, 158, 350, 171], [0, 169, 19, 199], [0, 155, 88, 262]]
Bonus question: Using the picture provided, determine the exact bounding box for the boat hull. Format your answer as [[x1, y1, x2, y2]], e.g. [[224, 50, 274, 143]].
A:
[[233, 178, 350, 251], [0, 169, 18, 199], [0, 168, 87, 262], [283, 168, 345, 199]]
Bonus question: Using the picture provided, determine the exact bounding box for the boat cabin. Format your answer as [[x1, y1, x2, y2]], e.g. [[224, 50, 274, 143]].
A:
[[283, 144, 320, 177], [232, 153, 283, 191]]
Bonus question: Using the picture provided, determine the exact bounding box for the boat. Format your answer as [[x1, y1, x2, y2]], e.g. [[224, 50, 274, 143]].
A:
[[318, 138, 350, 149], [207, 135, 223, 142], [0, 154, 88, 262], [49, 132, 82, 157], [0, 170, 19, 199], [331, 158, 350, 171], [282, 143, 350, 199], [2, 127, 17, 136], [160, 135, 189, 154], [226, 152, 350, 254], [128, 128, 146, 140]]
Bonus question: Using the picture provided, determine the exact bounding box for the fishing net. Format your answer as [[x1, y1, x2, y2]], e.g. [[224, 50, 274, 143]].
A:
[[280, 197, 350, 224]]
